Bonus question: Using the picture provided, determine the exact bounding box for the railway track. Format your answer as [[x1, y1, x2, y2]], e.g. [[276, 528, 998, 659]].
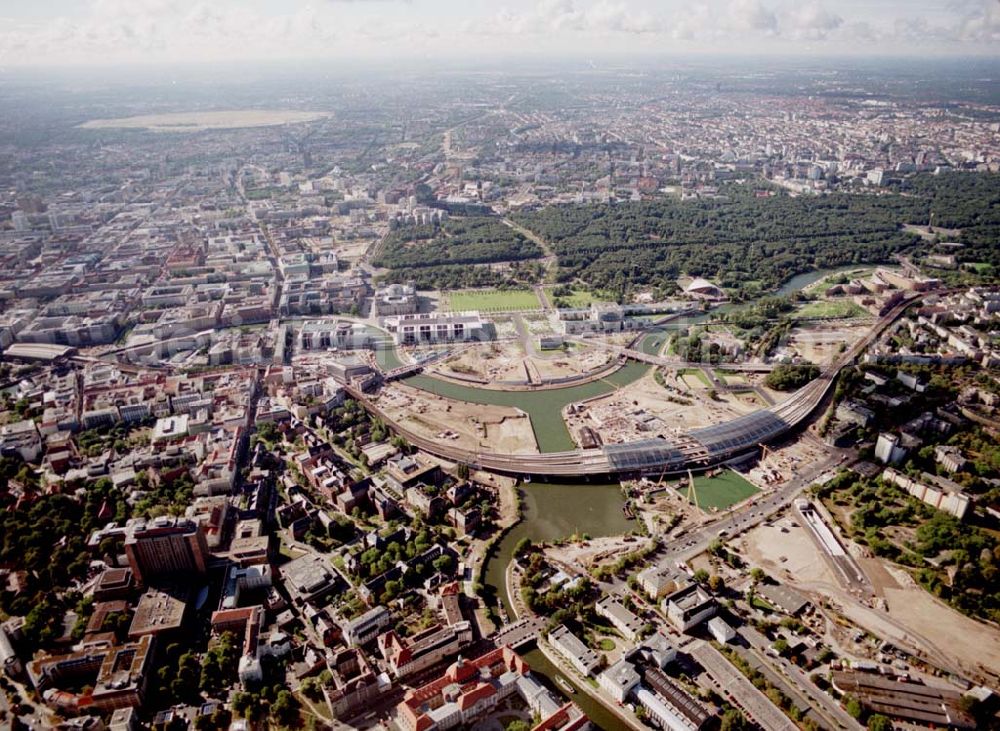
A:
[[348, 292, 924, 478]]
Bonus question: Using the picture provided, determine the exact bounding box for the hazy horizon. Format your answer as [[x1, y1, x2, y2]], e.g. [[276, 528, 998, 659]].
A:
[[1, 0, 998, 70]]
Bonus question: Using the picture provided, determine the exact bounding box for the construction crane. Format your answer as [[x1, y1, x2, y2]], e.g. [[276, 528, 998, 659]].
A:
[[654, 459, 671, 489], [685, 468, 700, 513]]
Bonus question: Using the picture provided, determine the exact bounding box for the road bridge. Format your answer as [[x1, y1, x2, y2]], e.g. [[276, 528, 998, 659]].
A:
[[491, 616, 546, 650], [348, 292, 921, 478]]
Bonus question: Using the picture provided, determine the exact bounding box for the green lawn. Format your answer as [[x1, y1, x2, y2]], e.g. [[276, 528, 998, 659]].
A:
[[751, 595, 776, 612], [794, 299, 868, 320], [714, 370, 748, 386], [547, 287, 603, 309], [444, 288, 541, 312], [678, 470, 760, 511], [598, 638, 616, 651]]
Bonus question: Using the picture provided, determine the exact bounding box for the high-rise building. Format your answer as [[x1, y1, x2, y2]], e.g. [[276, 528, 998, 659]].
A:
[[124, 517, 208, 586], [875, 433, 907, 465]]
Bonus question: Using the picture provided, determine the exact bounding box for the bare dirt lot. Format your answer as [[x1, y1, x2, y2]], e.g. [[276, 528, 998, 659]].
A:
[[80, 110, 330, 132], [375, 382, 538, 453], [741, 515, 1000, 681], [330, 237, 376, 264], [534, 349, 614, 381], [879, 564, 1000, 680], [741, 515, 840, 587], [547, 535, 652, 571], [745, 436, 833, 488], [783, 321, 873, 366], [432, 340, 612, 385], [564, 370, 752, 445]]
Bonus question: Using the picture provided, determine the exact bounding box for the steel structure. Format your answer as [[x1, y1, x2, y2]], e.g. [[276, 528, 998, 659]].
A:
[[348, 293, 921, 478]]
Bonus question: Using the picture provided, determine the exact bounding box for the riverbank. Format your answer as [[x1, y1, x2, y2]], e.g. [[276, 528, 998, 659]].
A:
[[481, 481, 636, 618], [381, 268, 851, 453]]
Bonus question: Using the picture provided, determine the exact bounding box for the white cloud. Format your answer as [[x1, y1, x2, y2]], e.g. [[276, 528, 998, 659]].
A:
[[89, 0, 182, 19], [0, 0, 997, 65], [586, 0, 662, 33], [958, 0, 1000, 41], [726, 0, 778, 34], [786, 1, 842, 40], [0, 1, 347, 64], [837, 20, 878, 43], [479, 0, 662, 38], [666, 0, 779, 41]]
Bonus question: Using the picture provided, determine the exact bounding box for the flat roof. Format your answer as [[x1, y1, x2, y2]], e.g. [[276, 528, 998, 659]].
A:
[[758, 584, 809, 615], [283, 553, 337, 596], [549, 625, 598, 667], [596, 596, 643, 631], [129, 587, 188, 637], [4, 343, 76, 361], [600, 658, 640, 691]]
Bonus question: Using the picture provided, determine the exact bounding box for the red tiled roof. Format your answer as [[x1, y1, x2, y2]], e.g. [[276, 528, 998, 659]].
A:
[[457, 682, 495, 711]]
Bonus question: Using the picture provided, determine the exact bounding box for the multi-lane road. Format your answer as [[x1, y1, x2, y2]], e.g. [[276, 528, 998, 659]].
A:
[[655, 448, 850, 566]]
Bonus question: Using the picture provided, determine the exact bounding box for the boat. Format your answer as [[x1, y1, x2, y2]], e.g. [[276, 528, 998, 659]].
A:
[[555, 676, 576, 694]]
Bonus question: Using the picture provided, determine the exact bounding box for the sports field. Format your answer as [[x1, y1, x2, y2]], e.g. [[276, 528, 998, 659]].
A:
[[678, 470, 760, 511], [444, 289, 541, 312]]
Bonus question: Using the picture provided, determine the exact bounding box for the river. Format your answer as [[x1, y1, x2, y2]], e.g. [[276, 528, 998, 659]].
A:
[[482, 482, 636, 618], [481, 481, 636, 730], [378, 265, 857, 453], [377, 265, 862, 727], [397, 319, 693, 452]]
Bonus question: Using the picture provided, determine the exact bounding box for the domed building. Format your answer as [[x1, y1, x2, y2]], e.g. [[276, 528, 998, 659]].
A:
[[684, 277, 725, 301]]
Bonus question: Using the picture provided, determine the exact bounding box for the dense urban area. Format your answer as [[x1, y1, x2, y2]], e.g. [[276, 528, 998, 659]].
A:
[[0, 59, 998, 731]]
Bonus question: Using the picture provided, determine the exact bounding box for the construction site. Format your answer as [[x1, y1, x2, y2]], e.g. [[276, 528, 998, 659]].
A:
[[737, 506, 1000, 683], [430, 337, 616, 387]]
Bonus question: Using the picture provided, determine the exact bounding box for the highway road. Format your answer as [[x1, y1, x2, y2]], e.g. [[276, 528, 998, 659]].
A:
[[739, 625, 864, 731], [653, 449, 849, 567]]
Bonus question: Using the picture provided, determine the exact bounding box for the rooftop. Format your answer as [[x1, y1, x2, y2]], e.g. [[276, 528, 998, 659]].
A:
[[128, 586, 189, 638]]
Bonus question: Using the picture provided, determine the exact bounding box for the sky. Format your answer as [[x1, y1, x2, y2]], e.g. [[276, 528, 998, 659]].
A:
[[0, 0, 997, 67]]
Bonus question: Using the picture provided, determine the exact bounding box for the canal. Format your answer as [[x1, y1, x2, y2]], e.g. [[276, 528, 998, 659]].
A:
[[521, 645, 627, 731], [481, 481, 636, 730]]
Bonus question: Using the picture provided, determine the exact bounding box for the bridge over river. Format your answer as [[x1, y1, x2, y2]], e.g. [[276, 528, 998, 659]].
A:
[[348, 293, 922, 478]]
